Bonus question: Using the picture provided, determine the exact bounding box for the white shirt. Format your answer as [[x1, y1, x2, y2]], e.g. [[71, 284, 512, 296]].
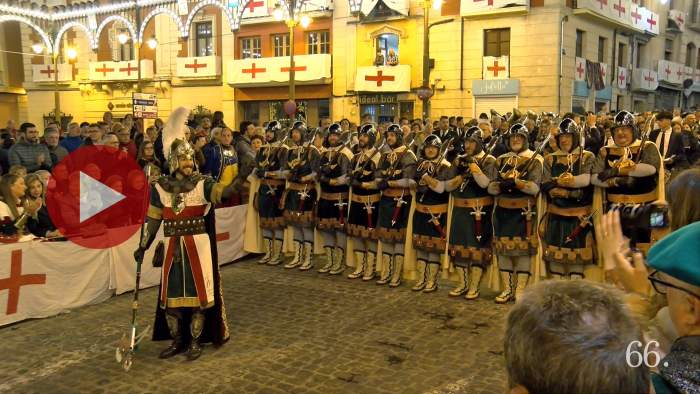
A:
[[655, 127, 672, 158]]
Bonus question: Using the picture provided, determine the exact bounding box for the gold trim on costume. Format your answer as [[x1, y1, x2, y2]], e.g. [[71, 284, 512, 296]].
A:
[[350, 193, 381, 204], [496, 197, 537, 209], [414, 203, 448, 215], [607, 189, 657, 204], [382, 187, 410, 198], [453, 196, 494, 208], [547, 204, 592, 217], [147, 205, 163, 219]]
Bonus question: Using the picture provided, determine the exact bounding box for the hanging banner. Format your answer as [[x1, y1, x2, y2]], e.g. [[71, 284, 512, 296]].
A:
[[669, 9, 686, 31], [228, 54, 332, 86], [32, 63, 73, 83], [461, 0, 527, 14], [482, 56, 509, 80], [575, 57, 587, 82], [176, 56, 221, 78], [616, 66, 628, 90], [354, 65, 411, 92], [631, 68, 658, 92]]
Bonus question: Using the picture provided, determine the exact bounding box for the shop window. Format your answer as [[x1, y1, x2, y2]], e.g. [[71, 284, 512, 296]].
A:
[[375, 33, 399, 66], [307, 31, 330, 55], [272, 34, 290, 57], [195, 21, 213, 57], [240, 36, 262, 59], [484, 28, 510, 57]]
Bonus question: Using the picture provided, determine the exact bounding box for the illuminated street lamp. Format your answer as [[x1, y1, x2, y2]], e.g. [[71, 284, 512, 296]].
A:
[[31, 43, 44, 54], [146, 37, 158, 50], [117, 32, 129, 45]]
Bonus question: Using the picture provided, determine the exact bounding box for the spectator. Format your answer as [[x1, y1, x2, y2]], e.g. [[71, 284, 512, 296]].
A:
[[44, 128, 68, 165], [79, 122, 90, 138], [154, 118, 164, 131], [115, 124, 137, 159], [250, 135, 264, 153], [504, 280, 649, 394], [8, 165, 26, 178], [319, 116, 331, 131], [24, 174, 59, 238], [340, 118, 351, 132], [8, 123, 52, 172], [101, 134, 120, 149], [212, 110, 226, 128], [34, 170, 50, 188], [60, 122, 84, 153], [146, 125, 159, 143], [84, 123, 103, 146], [0, 173, 38, 240], [387, 48, 398, 65], [0, 132, 12, 174], [5, 119, 18, 139], [137, 140, 161, 170], [103, 111, 113, 129], [198, 116, 212, 135]]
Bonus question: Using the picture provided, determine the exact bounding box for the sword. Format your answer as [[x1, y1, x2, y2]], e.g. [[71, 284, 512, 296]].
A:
[[564, 210, 596, 244], [521, 199, 536, 237], [334, 196, 348, 225], [428, 211, 446, 240], [390, 190, 407, 227], [363, 199, 374, 229], [469, 201, 485, 242], [297, 184, 310, 216]]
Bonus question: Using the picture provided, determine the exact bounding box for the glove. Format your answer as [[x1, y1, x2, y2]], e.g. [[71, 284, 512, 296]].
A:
[[377, 179, 389, 190], [255, 168, 266, 178], [500, 179, 516, 193], [597, 167, 619, 182], [133, 247, 145, 264]]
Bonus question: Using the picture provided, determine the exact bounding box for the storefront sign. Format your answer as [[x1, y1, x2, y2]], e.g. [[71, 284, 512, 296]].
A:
[[472, 79, 519, 96], [358, 94, 397, 104], [132, 93, 157, 119]]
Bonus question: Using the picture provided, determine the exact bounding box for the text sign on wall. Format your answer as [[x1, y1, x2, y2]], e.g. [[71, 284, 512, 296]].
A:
[[132, 93, 157, 119], [358, 94, 397, 104], [472, 79, 520, 96]]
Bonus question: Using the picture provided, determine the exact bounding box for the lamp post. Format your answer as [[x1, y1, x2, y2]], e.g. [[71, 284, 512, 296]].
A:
[[50, 41, 77, 124], [274, 0, 312, 118]]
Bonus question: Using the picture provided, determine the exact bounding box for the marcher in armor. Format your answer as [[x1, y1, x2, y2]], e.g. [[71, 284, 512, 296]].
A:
[[134, 107, 231, 361], [314, 123, 353, 275], [346, 124, 382, 281], [443, 127, 497, 299], [253, 121, 287, 265], [282, 121, 320, 270], [540, 118, 596, 279], [375, 124, 417, 287], [489, 123, 542, 303], [410, 134, 451, 293], [591, 111, 661, 256]]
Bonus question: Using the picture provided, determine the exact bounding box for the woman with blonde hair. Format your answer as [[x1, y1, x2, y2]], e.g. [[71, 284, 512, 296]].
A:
[[0, 174, 37, 241], [24, 173, 60, 238]]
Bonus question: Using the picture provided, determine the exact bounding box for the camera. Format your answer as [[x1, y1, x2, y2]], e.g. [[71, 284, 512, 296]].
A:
[[614, 203, 669, 230]]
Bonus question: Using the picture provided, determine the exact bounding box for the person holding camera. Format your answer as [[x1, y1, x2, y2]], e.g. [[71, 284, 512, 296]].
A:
[[592, 111, 662, 256]]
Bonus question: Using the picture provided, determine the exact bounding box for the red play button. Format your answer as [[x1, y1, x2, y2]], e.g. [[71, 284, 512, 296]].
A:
[[45, 145, 149, 249]]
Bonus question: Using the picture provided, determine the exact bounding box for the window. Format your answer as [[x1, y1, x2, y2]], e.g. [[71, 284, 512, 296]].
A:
[[575, 30, 584, 58], [195, 22, 213, 57], [375, 33, 399, 65], [484, 28, 510, 57], [272, 34, 290, 57], [665, 39, 674, 61], [307, 31, 330, 54], [686, 43, 696, 67], [598, 36, 606, 63], [697, 48, 700, 69], [240, 36, 262, 59], [617, 43, 627, 67]]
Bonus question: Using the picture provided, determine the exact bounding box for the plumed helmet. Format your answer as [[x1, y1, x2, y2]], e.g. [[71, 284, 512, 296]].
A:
[[358, 123, 377, 146], [506, 123, 529, 151], [386, 123, 403, 145], [556, 118, 581, 150], [162, 107, 196, 175]]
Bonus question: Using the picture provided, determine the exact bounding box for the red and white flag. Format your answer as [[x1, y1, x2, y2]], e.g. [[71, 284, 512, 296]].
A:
[[89, 60, 153, 81], [575, 57, 586, 82], [645, 9, 659, 35], [461, 0, 526, 14], [482, 56, 509, 80], [616, 66, 628, 90], [600, 62, 609, 87], [355, 65, 411, 92], [669, 9, 686, 31], [241, 0, 268, 18], [176, 56, 221, 78], [32, 63, 72, 83], [630, 3, 646, 30], [228, 54, 331, 86]]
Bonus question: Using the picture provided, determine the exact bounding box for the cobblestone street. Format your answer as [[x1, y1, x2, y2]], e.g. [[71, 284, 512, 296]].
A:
[[0, 257, 509, 394]]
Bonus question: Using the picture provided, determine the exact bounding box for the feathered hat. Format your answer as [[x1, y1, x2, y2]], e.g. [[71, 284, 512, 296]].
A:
[[162, 107, 195, 174]]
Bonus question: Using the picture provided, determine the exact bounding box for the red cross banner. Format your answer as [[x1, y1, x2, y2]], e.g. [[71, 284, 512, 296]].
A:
[[482, 56, 509, 80], [240, 0, 269, 18], [630, 3, 646, 30], [644, 8, 659, 35], [32, 63, 73, 83], [616, 66, 628, 90], [657, 59, 684, 84], [669, 9, 686, 31], [461, 0, 527, 14], [176, 56, 221, 78], [355, 65, 411, 92], [599, 62, 609, 87], [89, 60, 154, 81], [228, 54, 332, 86], [631, 68, 658, 91], [575, 56, 587, 82]]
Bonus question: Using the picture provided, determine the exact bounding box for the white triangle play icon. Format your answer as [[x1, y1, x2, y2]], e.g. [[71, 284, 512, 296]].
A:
[[79, 171, 126, 223]]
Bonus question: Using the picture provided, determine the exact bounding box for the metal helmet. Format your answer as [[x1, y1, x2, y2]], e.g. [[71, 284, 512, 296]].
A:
[[168, 138, 196, 175], [265, 120, 282, 142], [612, 110, 638, 139], [358, 123, 377, 147], [463, 126, 484, 154], [289, 121, 308, 144], [556, 118, 581, 150], [386, 123, 403, 146], [506, 123, 529, 151], [325, 123, 342, 147], [420, 134, 442, 159]]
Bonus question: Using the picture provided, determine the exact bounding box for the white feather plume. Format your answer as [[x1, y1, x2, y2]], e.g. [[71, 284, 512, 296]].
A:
[[162, 106, 190, 160]]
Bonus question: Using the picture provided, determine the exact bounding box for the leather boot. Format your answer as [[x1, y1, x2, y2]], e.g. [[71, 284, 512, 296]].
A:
[[299, 242, 314, 271], [494, 271, 515, 304], [318, 246, 334, 273], [423, 262, 440, 293], [362, 252, 376, 281], [186, 310, 204, 361], [514, 272, 530, 301], [550, 273, 563, 280], [448, 267, 468, 297], [258, 238, 272, 264], [283, 240, 303, 269], [388, 254, 403, 288], [329, 247, 345, 275], [569, 273, 584, 280], [159, 311, 187, 359], [464, 266, 484, 300], [347, 251, 365, 279], [376, 254, 393, 285], [267, 239, 283, 266], [411, 260, 428, 291]]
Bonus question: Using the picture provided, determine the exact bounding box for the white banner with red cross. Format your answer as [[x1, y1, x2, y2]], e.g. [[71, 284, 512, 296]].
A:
[[0, 206, 248, 327], [227, 54, 332, 86], [644, 8, 659, 35], [629, 3, 647, 30], [482, 56, 509, 80], [176, 56, 221, 78], [631, 68, 658, 91], [32, 63, 73, 83], [599, 62, 609, 87], [658, 59, 684, 84], [616, 66, 628, 90], [240, 0, 269, 18], [575, 57, 587, 82], [89, 60, 154, 82], [695, 68, 700, 83], [354, 65, 411, 92], [460, 0, 527, 14], [669, 9, 686, 31]]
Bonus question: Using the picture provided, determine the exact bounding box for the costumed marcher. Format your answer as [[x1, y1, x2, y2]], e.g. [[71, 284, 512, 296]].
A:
[[540, 118, 596, 279], [346, 124, 382, 280], [252, 121, 287, 265], [488, 123, 543, 303], [314, 123, 353, 275], [591, 110, 662, 256], [282, 121, 320, 270], [133, 107, 231, 361], [444, 126, 497, 299], [375, 124, 417, 287], [410, 134, 451, 293]]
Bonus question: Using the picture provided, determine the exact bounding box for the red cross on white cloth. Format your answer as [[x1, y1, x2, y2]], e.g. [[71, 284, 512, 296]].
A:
[[119, 63, 138, 76], [242, 63, 266, 78], [0, 250, 46, 315], [487, 60, 506, 77], [39, 65, 55, 78], [613, 0, 625, 17], [96, 63, 114, 77], [364, 70, 395, 86], [185, 59, 207, 73]]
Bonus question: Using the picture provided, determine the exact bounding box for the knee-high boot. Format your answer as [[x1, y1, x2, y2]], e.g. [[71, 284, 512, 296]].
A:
[[258, 237, 272, 264], [448, 266, 469, 297], [362, 252, 376, 281], [267, 238, 283, 266], [348, 251, 366, 279], [376, 253, 393, 285], [465, 266, 484, 300], [318, 246, 334, 273], [388, 254, 403, 288], [423, 262, 440, 293], [299, 242, 314, 271], [514, 272, 530, 301], [159, 309, 187, 359], [411, 260, 428, 291], [329, 247, 345, 275], [186, 310, 204, 361], [494, 271, 515, 304], [283, 240, 303, 269]]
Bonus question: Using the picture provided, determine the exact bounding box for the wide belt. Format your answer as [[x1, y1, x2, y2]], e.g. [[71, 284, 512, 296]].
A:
[[453, 196, 494, 209], [607, 189, 657, 204], [415, 203, 448, 215], [288, 181, 314, 191], [163, 217, 206, 237], [382, 187, 410, 198], [320, 192, 349, 201], [497, 197, 536, 209], [351, 193, 381, 204], [548, 204, 592, 217], [261, 178, 285, 187]]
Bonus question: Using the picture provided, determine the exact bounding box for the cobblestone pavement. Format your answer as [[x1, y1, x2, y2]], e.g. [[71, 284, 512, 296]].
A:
[[0, 257, 509, 394]]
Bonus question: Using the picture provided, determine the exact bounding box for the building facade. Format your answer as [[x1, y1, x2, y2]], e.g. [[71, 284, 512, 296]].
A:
[[0, 0, 699, 128]]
